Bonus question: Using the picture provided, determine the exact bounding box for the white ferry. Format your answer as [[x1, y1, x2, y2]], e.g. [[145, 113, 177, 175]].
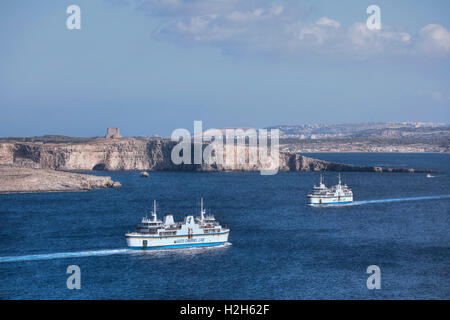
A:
[[307, 173, 353, 206], [125, 199, 230, 250]]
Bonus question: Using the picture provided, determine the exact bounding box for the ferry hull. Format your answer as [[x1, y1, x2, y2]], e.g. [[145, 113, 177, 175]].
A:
[[126, 232, 229, 250], [128, 242, 226, 250], [308, 196, 353, 205]]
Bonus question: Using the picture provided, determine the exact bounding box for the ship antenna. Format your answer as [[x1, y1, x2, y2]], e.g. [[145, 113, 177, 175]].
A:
[[200, 197, 205, 222]]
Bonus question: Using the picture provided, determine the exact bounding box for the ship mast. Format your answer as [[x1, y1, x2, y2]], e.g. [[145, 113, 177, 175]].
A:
[[319, 173, 325, 188], [338, 173, 341, 185], [200, 197, 205, 222], [152, 199, 157, 222]]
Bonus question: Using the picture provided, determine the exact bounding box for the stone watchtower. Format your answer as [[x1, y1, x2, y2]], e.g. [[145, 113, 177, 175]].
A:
[[105, 128, 122, 139]]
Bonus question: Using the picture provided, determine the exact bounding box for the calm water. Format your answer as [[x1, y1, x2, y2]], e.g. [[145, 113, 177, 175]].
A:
[[0, 153, 449, 299]]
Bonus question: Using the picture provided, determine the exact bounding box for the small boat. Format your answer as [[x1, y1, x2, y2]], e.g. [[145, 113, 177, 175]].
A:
[[125, 199, 230, 250], [426, 174, 434, 178], [140, 171, 149, 177]]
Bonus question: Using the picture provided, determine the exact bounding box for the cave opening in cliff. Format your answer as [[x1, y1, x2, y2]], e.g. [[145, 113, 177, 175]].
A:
[[92, 163, 106, 171]]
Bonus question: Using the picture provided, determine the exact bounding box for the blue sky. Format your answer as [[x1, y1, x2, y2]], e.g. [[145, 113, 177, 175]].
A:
[[0, 0, 449, 137]]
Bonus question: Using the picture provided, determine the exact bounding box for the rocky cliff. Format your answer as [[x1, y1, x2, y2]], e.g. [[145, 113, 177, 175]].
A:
[[0, 138, 431, 173]]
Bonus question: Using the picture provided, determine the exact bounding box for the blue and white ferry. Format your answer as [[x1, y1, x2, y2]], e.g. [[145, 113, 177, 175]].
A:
[[307, 173, 353, 206], [126, 199, 230, 250]]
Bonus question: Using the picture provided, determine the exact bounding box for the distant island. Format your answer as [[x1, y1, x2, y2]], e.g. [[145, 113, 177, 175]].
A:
[[269, 122, 450, 153], [0, 123, 445, 194], [3, 122, 448, 154]]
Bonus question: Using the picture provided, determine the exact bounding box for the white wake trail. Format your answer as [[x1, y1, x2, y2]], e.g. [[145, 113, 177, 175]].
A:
[[0, 248, 130, 263], [0, 243, 233, 263], [350, 194, 450, 206]]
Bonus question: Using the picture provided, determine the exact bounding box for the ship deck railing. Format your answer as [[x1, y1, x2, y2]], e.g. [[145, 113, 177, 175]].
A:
[[204, 228, 222, 234]]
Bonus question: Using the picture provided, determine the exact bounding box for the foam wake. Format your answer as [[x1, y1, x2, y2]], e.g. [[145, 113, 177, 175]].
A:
[[0, 248, 130, 263], [350, 194, 450, 206], [0, 243, 233, 263]]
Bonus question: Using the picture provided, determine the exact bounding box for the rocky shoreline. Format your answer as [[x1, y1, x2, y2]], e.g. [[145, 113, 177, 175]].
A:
[[0, 165, 121, 194], [0, 137, 438, 194], [0, 138, 437, 173]]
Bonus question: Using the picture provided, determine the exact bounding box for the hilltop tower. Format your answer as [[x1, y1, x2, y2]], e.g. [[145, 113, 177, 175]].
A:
[[105, 128, 122, 139]]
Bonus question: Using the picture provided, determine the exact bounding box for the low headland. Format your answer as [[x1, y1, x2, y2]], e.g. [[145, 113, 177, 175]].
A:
[[0, 164, 121, 194]]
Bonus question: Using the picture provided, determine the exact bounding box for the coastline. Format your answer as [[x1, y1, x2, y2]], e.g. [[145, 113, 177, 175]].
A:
[[0, 165, 121, 194], [301, 151, 450, 154]]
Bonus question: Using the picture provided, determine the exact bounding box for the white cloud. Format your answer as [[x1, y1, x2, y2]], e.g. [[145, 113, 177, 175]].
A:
[[270, 5, 284, 16], [126, 0, 450, 59], [416, 24, 450, 56], [226, 8, 267, 22], [346, 22, 412, 56], [316, 17, 340, 28]]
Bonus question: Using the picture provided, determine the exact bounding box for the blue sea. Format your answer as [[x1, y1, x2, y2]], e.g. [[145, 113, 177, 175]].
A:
[[0, 153, 449, 299]]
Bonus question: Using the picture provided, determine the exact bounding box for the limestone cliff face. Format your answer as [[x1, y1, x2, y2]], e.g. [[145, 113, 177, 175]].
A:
[[0, 138, 428, 173], [0, 139, 166, 171], [0, 143, 15, 165]]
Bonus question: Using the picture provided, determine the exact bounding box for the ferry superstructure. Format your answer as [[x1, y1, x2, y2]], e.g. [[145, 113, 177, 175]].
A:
[[125, 199, 230, 250], [307, 174, 353, 205]]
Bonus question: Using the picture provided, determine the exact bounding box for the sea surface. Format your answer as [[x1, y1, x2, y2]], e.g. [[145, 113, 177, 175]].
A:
[[0, 153, 449, 299]]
